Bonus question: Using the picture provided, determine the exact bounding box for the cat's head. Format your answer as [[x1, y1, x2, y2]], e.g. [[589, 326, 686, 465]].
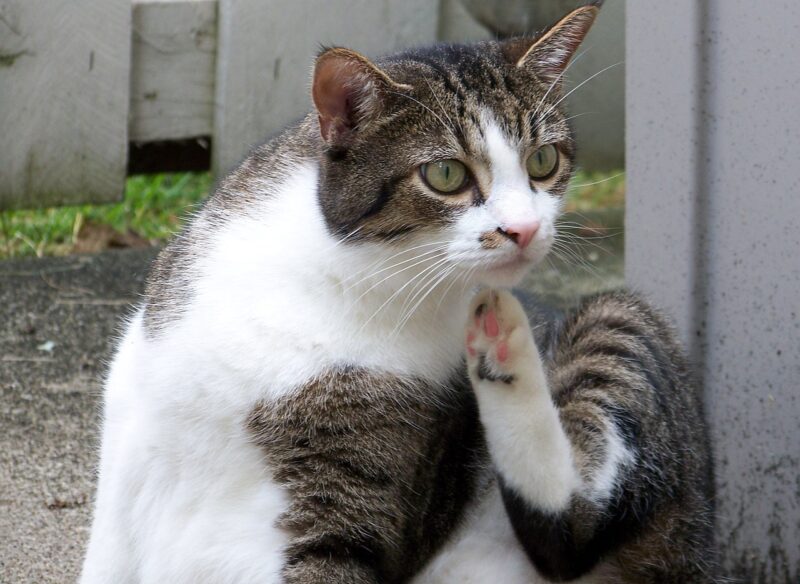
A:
[[312, 4, 599, 288]]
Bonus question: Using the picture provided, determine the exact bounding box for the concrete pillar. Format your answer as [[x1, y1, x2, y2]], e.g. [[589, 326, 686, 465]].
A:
[[626, 2, 800, 582]]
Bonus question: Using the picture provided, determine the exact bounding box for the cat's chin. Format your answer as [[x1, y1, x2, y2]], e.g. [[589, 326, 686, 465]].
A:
[[477, 257, 536, 288]]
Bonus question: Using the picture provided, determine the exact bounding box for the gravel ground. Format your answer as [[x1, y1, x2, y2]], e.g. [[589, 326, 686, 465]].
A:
[[0, 217, 623, 583]]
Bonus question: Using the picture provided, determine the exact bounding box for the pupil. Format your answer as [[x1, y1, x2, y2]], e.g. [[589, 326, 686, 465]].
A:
[[444, 164, 450, 180]]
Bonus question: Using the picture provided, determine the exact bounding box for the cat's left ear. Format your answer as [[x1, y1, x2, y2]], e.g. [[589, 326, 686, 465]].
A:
[[502, 2, 601, 87], [312, 47, 409, 147]]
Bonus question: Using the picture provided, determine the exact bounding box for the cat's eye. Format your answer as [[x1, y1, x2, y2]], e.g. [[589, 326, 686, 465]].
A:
[[526, 145, 559, 180], [421, 160, 468, 194]]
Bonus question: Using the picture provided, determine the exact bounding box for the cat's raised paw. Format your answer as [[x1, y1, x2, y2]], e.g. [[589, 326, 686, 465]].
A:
[[465, 289, 536, 386]]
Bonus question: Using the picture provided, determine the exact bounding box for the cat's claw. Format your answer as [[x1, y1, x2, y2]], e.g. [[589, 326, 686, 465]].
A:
[[466, 288, 536, 386]]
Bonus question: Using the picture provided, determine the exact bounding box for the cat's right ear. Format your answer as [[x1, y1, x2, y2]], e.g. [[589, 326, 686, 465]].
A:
[[502, 3, 600, 88], [312, 47, 409, 147]]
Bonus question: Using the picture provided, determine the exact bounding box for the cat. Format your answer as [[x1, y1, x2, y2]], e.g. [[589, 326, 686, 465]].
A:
[[81, 3, 717, 583]]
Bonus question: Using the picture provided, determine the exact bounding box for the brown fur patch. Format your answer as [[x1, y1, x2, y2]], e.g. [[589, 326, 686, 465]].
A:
[[479, 229, 506, 249], [246, 367, 486, 583]]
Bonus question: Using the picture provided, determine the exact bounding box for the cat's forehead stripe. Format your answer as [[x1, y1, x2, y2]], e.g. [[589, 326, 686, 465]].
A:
[[394, 51, 529, 138]]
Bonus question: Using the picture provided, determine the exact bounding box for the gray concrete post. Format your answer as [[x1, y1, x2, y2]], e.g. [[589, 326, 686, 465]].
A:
[[626, 2, 800, 582]]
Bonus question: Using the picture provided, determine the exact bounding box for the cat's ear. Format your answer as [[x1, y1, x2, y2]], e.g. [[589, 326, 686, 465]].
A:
[[502, 3, 600, 87], [312, 47, 408, 147]]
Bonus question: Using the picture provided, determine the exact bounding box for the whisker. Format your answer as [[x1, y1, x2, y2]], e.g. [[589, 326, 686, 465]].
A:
[[534, 61, 624, 131], [343, 245, 451, 291], [434, 263, 469, 314], [556, 226, 619, 238], [393, 261, 459, 337], [357, 255, 452, 332], [556, 220, 616, 229], [321, 225, 365, 253], [459, 264, 479, 299], [570, 211, 623, 233], [340, 239, 456, 285], [549, 241, 605, 279], [567, 171, 626, 190], [396, 255, 454, 318], [561, 111, 596, 125], [392, 270, 446, 337], [557, 228, 621, 244], [531, 48, 591, 124], [422, 76, 461, 141], [347, 250, 448, 310]]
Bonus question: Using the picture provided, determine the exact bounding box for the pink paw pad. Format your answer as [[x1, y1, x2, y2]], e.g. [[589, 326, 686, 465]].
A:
[[496, 341, 509, 363]]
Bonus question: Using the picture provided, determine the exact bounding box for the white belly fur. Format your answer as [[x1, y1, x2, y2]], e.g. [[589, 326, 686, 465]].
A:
[[411, 483, 543, 583]]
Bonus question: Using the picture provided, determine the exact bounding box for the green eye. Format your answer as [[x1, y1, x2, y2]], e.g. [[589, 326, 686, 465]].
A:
[[526, 145, 559, 180], [421, 159, 468, 193]]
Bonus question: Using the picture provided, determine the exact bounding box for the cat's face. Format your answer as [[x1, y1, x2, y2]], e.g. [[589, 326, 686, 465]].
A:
[[313, 5, 598, 289]]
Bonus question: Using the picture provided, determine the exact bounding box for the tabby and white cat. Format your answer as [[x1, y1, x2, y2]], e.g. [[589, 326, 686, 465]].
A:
[[81, 4, 717, 583]]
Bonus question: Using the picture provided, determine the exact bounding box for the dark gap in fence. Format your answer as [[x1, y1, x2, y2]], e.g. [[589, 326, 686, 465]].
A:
[[128, 137, 212, 175]]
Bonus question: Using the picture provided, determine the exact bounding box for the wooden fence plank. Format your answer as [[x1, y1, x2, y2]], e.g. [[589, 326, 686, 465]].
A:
[[130, 0, 217, 143], [0, 0, 131, 210], [213, 0, 439, 177]]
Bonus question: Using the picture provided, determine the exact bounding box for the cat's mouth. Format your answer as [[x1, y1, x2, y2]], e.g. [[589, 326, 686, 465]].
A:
[[479, 244, 550, 283]]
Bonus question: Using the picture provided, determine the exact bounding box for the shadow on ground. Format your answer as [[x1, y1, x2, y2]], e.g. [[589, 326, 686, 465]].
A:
[[0, 210, 623, 583]]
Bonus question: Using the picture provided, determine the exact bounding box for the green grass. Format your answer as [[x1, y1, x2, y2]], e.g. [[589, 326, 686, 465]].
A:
[[564, 169, 625, 213], [0, 169, 624, 260], [0, 173, 212, 259]]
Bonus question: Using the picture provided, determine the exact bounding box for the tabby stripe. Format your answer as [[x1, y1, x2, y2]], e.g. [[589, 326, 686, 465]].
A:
[[286, 535, 378, 562], [599, 403, 642, 449], [359, 176, 402, 221]]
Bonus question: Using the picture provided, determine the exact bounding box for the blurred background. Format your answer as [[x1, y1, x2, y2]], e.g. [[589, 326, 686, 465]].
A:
[[0, 1, 797, 583]]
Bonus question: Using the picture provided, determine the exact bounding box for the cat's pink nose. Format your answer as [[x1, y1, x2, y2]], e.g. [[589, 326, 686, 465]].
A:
[[500, 220, 540, 249]]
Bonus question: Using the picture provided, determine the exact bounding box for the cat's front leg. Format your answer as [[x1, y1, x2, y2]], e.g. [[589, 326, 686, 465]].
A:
[[465, 289, 582, 514]]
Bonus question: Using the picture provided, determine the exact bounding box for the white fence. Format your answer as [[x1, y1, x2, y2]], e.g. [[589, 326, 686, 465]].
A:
[[0, 0, 625, 211], [0, 0, 440, 209]]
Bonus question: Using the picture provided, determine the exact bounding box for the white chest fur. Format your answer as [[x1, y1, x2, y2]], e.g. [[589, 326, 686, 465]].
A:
[[177, 163, 470, 406]]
